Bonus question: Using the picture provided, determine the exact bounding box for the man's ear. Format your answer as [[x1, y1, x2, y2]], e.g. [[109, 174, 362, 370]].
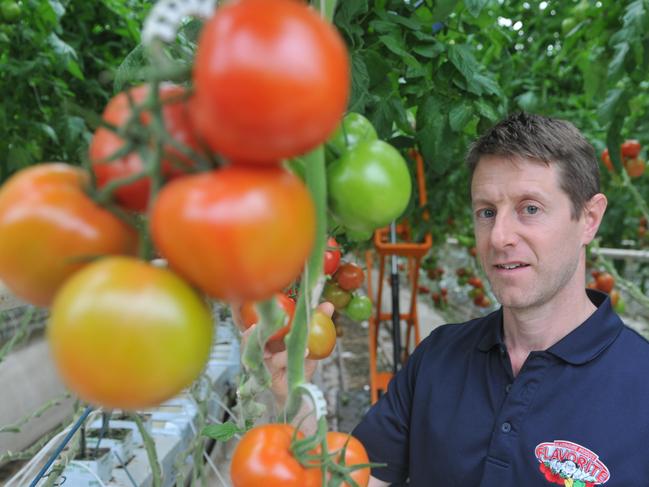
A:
[[581, 193, 607, 245]]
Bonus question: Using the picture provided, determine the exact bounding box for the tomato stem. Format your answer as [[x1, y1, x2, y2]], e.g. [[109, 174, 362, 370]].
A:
[[285, 144, 327, 421]]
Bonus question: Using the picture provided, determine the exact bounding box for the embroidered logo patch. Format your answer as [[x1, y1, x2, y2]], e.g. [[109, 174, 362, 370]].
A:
[[535, 440, 610, 486]]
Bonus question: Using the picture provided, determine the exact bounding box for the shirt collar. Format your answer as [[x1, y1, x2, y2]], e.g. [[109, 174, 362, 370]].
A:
[[477, 289, 624, 365]]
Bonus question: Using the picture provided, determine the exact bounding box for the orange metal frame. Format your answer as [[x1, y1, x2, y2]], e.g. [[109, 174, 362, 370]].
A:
[[365, 150, 433, 404]]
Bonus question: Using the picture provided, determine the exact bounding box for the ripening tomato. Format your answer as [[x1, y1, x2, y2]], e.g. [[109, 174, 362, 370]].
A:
[[621, 139, 641, 159], [601, 149, 613, 172], [323, 432, 371, 487], [0, 164, 138, 307], [90, 84, 200, 212], [334, 263, 365, 291], [327, 112, 378, 157], [322, 281, 352, 310], [230, 424, 320, 487], [307, 310, 337, 360], [328, 140, 412, 232], [324, 237, 342, 275], [191, 0, 350, 164], [48, 257, 213, 409], [596, 272, 615, 293], [239, 293, 296, 343], [151, 166, 315, 302], [624, 157, 645, 178]]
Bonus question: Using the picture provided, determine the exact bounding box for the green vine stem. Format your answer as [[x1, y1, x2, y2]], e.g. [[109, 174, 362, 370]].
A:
[[619, 169, 649, 223], [133, 413, 162, 487], [0, 307, 34, 364], [284, 145, 328, 421]]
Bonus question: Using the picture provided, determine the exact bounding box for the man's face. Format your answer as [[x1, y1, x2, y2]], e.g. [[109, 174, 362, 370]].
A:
[[471, 155, 589, 310]]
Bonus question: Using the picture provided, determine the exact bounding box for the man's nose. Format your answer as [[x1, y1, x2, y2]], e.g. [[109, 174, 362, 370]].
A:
[[489, 211, 519, 249]]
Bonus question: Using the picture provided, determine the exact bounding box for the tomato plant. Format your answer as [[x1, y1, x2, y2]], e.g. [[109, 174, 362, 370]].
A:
[[307, 310, 337, 360], [334, 262, 365, 291], [230, 424, 320, 487], [328, 140, 412, 232], [47, 257, 213, 409], [89, 83, 200, 212], [345, 295, 372, 322], [621, 139, 641, 159], [324, 237, 342, 275], [0, 163, 138, 307], [324, 432, 371, 487], [322, 281, 352, 310], [151, 165, 315, 302], [190, 0, 350, 164], [0, 0, 20, 22], [327, 112, 378, 157]]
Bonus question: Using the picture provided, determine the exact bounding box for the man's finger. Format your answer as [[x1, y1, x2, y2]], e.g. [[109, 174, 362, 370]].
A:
[[317, 301, 335, 318]]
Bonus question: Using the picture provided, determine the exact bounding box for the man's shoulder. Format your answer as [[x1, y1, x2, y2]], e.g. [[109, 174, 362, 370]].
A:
[[616, 323, 649, 357], [421, 310, 499, 351]]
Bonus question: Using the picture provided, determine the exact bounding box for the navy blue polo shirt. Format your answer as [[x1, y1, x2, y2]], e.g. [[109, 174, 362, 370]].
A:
[[353, 290, 649, 486]]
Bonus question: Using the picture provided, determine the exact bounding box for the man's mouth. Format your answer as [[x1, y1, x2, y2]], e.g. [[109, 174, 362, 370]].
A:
[[494, 263, 529, 270]]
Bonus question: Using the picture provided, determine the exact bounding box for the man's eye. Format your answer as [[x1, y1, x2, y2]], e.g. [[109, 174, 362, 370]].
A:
[[477, 208, 495, 218], [524, 205, 539, 215]]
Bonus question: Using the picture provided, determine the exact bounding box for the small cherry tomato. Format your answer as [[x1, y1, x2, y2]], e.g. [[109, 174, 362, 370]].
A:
[[345, 295, 373, 322], [323, 281, 352, 310], [334, 262, 365, 291], [307, 310, 337, 360], [324, 237, 342, 275], [621, 139, 641, 159]]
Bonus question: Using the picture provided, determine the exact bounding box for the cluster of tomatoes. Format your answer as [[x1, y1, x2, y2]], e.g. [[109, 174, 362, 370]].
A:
[[601, 139, 645, 178], [456, 268, 492, 308], [587, 271, 625, 313], [322, 239, 373, 323]]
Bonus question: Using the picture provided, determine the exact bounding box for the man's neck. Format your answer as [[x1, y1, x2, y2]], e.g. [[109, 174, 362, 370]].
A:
[[502, 287, 597, 376]]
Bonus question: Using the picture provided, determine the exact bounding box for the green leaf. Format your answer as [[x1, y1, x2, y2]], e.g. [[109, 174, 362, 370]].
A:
[[385, 11, 421, 31], [412, 42, 446, 59], [516, 91, 538, 112], [201, 422, 242, 442], [449, 101, 473, 132], [474, 99, 498, 122], [448, 44, 497, 96], [597, 88, 626, 125], [349, 53, 370, 113], [608, 42, 630, 82], [37, 123, 59, 144], [48, 0, 66, 20], [47, 33, 77, 61], [335, 0, 368, 38], [465, 0, 489, 18], [66, 60, 84, 80], [431, 0, 458, 21], [379, 35, 422, 70]]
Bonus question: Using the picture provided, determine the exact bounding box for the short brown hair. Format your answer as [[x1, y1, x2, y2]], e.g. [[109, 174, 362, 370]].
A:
[[466, 112, 600, 219]]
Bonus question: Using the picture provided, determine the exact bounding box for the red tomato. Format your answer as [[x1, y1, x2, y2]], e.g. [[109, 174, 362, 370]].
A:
[[601, 148, 613, 172], [307, 310, 336, 360], [90, 84, 200, 212], [324, 237, 342, 275], [624, 157, 645, 178], [596, 272, 615, 293], [151, 166, 315, 302], [0, 164, 138, 307], [48, 257, 213, 409], [334, 263, 365, 291], [324, 432, 370, 487], [230, 424, 320, 487], [467, 276, 483, 289], [621, 139, 641, 159], [239, 293, 296, 343], [190, 0, 350, 163]]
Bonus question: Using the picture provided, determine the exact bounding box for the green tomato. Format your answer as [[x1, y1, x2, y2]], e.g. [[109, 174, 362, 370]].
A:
[[327, 112, 377, 157], [345, 227, 374, 242], [328, 140, 412, 232], [614, 297, 626, 315], [345, 294, 372, 321], [0, 0, 20, 22]]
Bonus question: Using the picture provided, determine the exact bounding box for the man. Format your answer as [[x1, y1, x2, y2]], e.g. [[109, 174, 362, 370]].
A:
[[244, 113, 649, 486]]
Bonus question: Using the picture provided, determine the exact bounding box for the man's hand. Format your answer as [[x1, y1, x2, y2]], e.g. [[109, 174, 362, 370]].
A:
[[234, 301, 335, 408]]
